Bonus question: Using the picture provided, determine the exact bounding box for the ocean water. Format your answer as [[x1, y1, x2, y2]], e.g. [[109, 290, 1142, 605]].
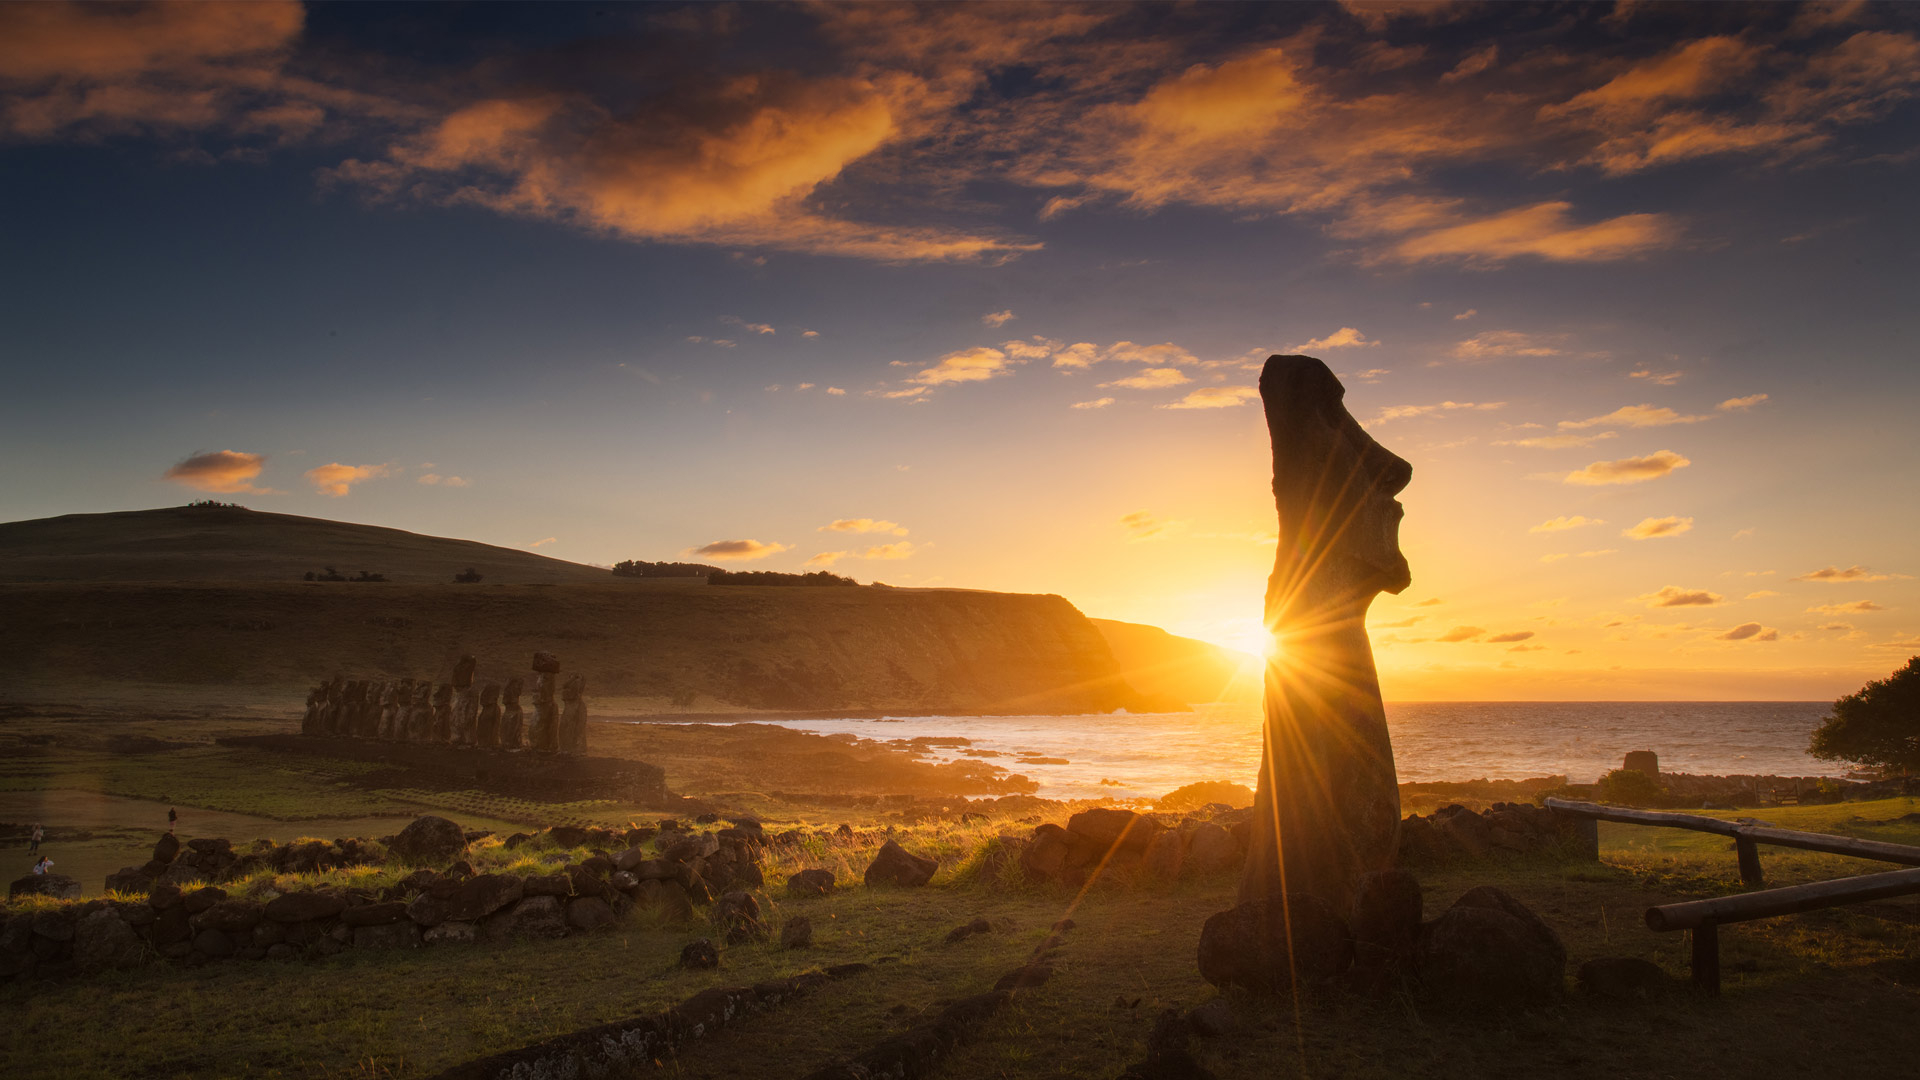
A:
[[736, 700, 1841, 801]]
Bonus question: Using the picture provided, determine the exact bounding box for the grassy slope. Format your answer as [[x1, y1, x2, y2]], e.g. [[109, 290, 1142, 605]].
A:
[[5, 803, 1919, 1079], [0, 505, 611, 585]]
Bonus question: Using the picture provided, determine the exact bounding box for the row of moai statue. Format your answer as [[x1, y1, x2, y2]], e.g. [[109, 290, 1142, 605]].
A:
[[300, 651, 588, 753]]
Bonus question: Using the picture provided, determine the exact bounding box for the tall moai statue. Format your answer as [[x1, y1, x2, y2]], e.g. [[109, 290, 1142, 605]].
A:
[[499, 678, 525, 749], [359, 680, 382, 738], [451, 655, 479, 746], [341, 681, 365, 738], [558, 675, 588, 754], [1240, 355, 1411, 913], [430, 684, 454, 743], [379, 680, 405, 740], [529, 652, 561, 752], [322, 676, 346, 736], [302, 683, 326, 735], [408, 682, 434, 742], [475, 683, 502, 749]]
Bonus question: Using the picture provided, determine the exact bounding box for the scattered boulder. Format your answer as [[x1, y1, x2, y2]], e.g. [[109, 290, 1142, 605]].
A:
[[781, 916, 813, 949], [388, 816, 469, 865], [182, 886, 226, 915], [104, 867, 154, 896], [786, 869, 837, 898], [487, 895, 568, 940], [1197, 895, 1353, 993], [9, 874, 81, 901], [864, 840, 937, 887], [1183, 824, 1240, 875], [945, 917, 992, 944], [714, 891, 766, 944], [73, 909, 146, 970], [265, 890, 346, 923], [341, 901, 408, 927], [1066, 808, 1162, 854], [1416, 888, 1565, 1007], [192, 900, 264, 936], [1579, 957, 1674, 1001], [424, 920, 478, 946], [444, 874, 525, 922], [156, 863, 206, 888], [567, 896, 617, 932], [522, 871, 574, 897], [192, 928, 236, 958], [1141, 830, 1185, 879], [1349, 869, 1422, 965], [153, 833, 181, 864], [680, 938, 720, 969]]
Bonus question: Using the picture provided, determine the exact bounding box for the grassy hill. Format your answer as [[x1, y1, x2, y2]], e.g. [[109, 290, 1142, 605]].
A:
[[0, 504, 610, 585], [0, 505, 1239, 715]]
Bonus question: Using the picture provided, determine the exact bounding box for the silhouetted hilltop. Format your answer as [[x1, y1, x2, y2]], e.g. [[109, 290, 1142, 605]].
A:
[[1091, 618, 1257, 705], [0, 505, 609, 585]]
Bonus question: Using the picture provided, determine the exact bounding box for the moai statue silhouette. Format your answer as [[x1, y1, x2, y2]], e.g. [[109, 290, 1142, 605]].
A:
[[499, 678, 525, 749], [529, 652, 561, 752], [475, 683, 502, 749], [559, 674, 588, 754], [451, 655, 479, 746]]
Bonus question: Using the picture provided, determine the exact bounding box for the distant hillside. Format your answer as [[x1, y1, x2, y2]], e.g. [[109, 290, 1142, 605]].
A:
[[0, 505, 610, 585], [1091, 618, 1257, 705], [0, 506, 1165, 715]]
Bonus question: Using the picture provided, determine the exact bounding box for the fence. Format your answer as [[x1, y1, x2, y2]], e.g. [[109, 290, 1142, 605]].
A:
[[1543, 796, 1920, 994]]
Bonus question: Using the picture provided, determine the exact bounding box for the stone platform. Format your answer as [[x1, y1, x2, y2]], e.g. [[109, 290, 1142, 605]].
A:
[[219, 734, 670, 805]]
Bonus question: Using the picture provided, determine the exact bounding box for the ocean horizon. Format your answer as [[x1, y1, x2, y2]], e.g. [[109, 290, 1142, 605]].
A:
[[680, 700, 1843, 801]]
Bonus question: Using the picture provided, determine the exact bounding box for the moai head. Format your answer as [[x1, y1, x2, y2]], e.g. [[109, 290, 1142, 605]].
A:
[[531, 651, 561, 675], [503, 677, 524, 705], [561, 674, 585, 702], [433, 683, 453, 706], [480, 683, 501, 707], [452, 654, 477, 689], [413, 684, 433, 709]]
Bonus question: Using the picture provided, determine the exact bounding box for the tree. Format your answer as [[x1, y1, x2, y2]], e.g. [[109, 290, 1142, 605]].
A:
[[454, 567, 483, 583], [1810, 657, 1920, 775]]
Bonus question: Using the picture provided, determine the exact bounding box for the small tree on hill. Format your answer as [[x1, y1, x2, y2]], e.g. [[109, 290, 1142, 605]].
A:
[[453, 567, 483, 583], [1810, 656, 1920, 776]]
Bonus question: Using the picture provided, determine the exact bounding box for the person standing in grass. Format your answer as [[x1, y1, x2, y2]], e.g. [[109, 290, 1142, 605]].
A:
[[168, 806, 177, 834], [29, 823, 43, 854]]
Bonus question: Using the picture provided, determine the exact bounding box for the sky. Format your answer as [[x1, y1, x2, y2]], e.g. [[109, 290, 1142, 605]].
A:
[[1, 1, 1917, 700]]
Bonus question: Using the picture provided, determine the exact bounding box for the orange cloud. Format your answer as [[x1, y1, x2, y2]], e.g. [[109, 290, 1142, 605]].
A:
[[1495, 432, 1618, 449], [1624, 515, 1694, 539], [1530, 515, 1604, 533], [804, 551, 849, 567], [163, 449, 275, 494], [1564, 450, 1691, 486], [1717, 623, 1780, 642], [1393, 201, 1677, 264], [1631, 369, 1684, 385], [982, 310, 1016, 327], [1071, 397, 1116, 410], [1638, 586, 1724, 608], [1160, 386, 1258, 410], [1718, 393, 1770, 411], [820, 519, 907, 536], [1435, 626, 1487, 642], [1369, 401, 1504, 424], [1290, 327, 1377, 350], [1560, 404, 1711, 429], [689, 539, 789, 561], [1450, 331, 1562, 360], [1120, 511, 1183, 542], [303, 462, 390, 497], [1794, 565, 1910, 583], [1486, 631, 1535, 643], [902, 346, 1019, 388], [1101, 367, 1189, 391], [861, 542, 917, 560]]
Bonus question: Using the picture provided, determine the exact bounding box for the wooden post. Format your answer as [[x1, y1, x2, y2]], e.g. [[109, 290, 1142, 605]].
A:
[[1735, 837, 1765, 887], [1691, 922, 1720, 995]]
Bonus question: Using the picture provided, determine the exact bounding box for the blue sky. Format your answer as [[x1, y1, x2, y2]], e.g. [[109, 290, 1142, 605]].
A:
[[2, 1, 1917, 697]]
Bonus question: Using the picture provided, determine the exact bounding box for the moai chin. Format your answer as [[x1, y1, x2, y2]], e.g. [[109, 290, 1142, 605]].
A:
[[1240, 355, 1410, 914], [499, 678, 525, 750], [529, 652, 560, 753], [451, 655, 479, 746], [475, 683, 502, 749], [559, 675, 588, 754]]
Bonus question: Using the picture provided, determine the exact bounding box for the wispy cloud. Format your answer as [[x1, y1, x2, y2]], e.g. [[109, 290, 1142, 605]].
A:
[[1160, 386, 1257, 410], [1793, 565, 1911, 583], [1630, 368, 1684, 386], [304, 462, 390, 497], [982, 309, 1016, 327], [1071, 397, 1116, 410], [1806, 600, 1886, 615], [1717, 622, 1779, 642], [417, 474, 469, 487], [1637, 585, 1725, 608], [689, 539, 789, 561], [1101, 367, 1190, 390], [1624, 515, 1693, 539], [1453, 308, 1477, 321], [1494, 432, 1618, 449], [1716, 393, 1770, 412], [1486, 630, 1535, 643], [820, 518, 907, 536], [805, 551, 848, 567], [527, 537, 557, 549], [1289, 327, 1377, 350], [1369, 400, 1504, 424], [1560, 404, 1711, 429], [898, 346, 1020, 389], [163, 449, 278, 494], [1450, 331, 1563, 360], [1119, 511, 1184, 541], [1564, 450, 1690, 485], [861, 541, 917, 560], [1435, 625, 1487, 642], [1530, 515, 1605, 533]]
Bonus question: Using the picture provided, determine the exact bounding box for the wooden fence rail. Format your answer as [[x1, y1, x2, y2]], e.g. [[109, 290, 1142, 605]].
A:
[[1543, 796, 1920, 994]]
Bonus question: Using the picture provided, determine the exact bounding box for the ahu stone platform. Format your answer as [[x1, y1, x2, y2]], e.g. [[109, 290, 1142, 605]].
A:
[[219, 734, 670, 805]]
